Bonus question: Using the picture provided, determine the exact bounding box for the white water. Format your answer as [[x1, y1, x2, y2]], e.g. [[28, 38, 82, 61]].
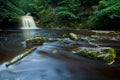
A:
[[21, 16, 38, 29]]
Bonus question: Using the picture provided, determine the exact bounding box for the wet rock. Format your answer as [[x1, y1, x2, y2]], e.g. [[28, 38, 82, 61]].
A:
[[77, 47, 116, 64], [78, 29, 94, 36], [26, 36, 47, 47], [92, 30, 119, 37], [6, 47, 36, 67], [69, 33, 78, 40]]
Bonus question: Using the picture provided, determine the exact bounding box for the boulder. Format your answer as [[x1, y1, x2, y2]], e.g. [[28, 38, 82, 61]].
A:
[[26, 36, 47, 47], [69, 33, 78, 40], [77, 47, 116, 64]]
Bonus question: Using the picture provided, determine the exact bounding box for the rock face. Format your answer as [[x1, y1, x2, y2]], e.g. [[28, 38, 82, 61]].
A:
[[69, 33, 78, 40], [26, 36, 46, 47], [77, 47, 116, 64]]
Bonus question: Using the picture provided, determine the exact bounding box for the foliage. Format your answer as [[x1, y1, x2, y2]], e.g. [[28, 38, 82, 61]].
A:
[[37, 9, 55, 27], [53, 0, 81, 28], [51, 0, 101, 28], [80, 0, 100, 6], [87, 0, 120, 30], [0, 0, 49, 28], [0, 0, 25, 22]]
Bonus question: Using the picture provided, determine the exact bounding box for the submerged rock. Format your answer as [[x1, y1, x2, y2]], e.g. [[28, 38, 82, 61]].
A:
[[69, 33, 78, 40], [26, 36, 47, 47], [77, 47, 116, 64]]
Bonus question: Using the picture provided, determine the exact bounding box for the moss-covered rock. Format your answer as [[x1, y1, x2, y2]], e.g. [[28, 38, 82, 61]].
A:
[[69, 33, 78, 40], [26, 36, 47, 47], [77, 47, 116, 64]]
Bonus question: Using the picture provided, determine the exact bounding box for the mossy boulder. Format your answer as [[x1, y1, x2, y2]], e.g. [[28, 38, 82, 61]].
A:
[[26, 36, 48, 47], [69, 33, 78, 40], [77, 47, 116, 64]]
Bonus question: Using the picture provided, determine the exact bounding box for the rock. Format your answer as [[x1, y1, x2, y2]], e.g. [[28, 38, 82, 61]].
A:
[[26, 36, 46, 47], [69, 33, 78, 40], [6, 47, 36, 67], [77, 47, 116, 64]]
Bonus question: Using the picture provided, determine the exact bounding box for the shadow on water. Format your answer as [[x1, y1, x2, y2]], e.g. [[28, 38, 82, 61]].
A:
[[0, 29, 120, 80]]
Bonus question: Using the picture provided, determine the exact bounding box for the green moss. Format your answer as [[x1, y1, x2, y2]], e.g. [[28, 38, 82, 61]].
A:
[[26, 36, 45, 47], [62, 33, 67, 38], [69, 33, 78, 40], [57, 39, 64, 44], [103, 54, 115, 64], [77, 47, 116, 64]]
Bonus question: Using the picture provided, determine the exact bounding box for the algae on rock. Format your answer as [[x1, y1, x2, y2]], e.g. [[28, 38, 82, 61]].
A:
[[25, 36, 48, 47], [77, 47, 116, 64], [69, 33, 78, 40]]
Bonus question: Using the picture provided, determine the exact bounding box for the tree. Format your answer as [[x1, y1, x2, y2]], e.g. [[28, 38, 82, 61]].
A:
[[87, 0, 120, 30]]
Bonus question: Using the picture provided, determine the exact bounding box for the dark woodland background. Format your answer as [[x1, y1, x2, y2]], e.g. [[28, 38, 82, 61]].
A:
[[0, 0, 120, 30]]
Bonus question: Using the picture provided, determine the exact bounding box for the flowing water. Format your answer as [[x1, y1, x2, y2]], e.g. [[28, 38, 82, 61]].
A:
[[0, 29, 120, 80]]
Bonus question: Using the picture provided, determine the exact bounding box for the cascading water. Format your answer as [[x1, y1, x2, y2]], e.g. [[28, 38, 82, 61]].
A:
[[21, 13, 38, 29]]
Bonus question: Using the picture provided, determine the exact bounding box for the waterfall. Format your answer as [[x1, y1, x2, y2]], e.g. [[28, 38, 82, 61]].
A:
[[21, 15, 38, 29]]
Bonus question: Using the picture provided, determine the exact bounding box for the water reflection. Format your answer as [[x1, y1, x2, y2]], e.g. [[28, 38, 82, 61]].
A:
[[22, 30, 37, 40]]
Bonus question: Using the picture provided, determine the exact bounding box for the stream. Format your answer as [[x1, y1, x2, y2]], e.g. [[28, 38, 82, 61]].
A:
[[0, 29, 120, 80]]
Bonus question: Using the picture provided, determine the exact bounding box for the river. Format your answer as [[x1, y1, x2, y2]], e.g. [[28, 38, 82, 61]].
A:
[[0, 29, 120, 80]]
